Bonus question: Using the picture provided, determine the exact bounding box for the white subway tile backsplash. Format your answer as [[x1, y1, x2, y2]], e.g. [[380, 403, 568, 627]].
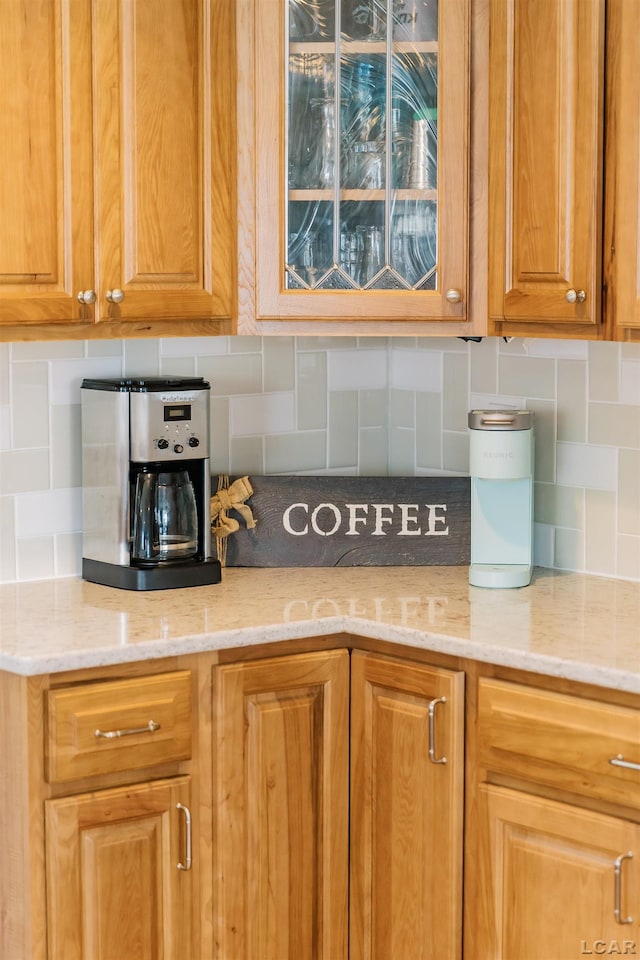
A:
[[160, 336, 229, 357], [522, 338, 589, 360], [0, 344, 10, 404], [620, 358, 640, 405], [533, 522, 555, 568], [50, 357, 122, 405], [329, 348, 387, 390], [0, 406, 10, 451], [389, 348, 441, 391], [123, 339, 161, 375], [617, 534, 640, 581], [15, 487, 81, 537], [589, 402, 640, 448], [1, 449, 50, 496], [230, 391, 295, 437], [16, 535, 55, 581], [11, 362, 49, 448], [556, 441, 618, 491], [469, 392, 526, 411], [554, 527, 585, 572], [0, 336, 638, 583], [499, 354, 556, 399], [588, 342, 620, 402]]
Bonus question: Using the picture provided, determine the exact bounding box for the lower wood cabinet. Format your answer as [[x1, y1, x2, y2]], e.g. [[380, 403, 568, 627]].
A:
[[470, 676, 640, 960], [476, 785, 640, 960], [46, 777, 193, 960], [213, 648, 465, 960], [3, 641, 638, 960]]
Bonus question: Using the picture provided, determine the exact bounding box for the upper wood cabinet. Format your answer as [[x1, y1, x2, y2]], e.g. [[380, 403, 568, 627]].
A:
[[604, 0, 640, 343], [236, 0, 488, 336], [0, 0, 234, 340], [488, 0, 606, 339]]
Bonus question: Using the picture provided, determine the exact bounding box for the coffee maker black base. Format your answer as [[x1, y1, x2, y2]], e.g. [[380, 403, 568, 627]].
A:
[[82, 557, 222, 591]]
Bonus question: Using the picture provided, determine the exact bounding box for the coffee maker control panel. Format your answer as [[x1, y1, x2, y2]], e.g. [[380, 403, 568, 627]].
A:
[[130, 389, 210, 463]]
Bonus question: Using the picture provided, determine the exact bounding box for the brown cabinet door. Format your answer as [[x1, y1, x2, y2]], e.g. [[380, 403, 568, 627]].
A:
[[476, 784, 640, 959], [0, 0, 93, 327], [45, 776, 193, 960], [604, 0, 640, 341], [93, 0, 233, 324], [349, 651, 465, 960], [238, 0, 474, 332], [489, 0, 605, 337], [213, 649, 350, 960]]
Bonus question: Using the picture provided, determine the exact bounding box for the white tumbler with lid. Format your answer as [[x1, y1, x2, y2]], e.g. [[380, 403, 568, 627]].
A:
[[468, 409, 534, 588]]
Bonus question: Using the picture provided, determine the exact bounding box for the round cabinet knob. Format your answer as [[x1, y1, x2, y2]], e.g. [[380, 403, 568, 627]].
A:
[[157, 438, 169, 450], [77, 289, 97, 304], [188, 437, 200, 448], [174, 443, 184, 454], [106, 288, 125, 304], [566, 288, 586, 304], [445, 288, 463, 304]]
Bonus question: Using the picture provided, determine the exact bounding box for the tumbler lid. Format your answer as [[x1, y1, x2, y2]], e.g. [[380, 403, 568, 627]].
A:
[[468, 409, 533, 431]]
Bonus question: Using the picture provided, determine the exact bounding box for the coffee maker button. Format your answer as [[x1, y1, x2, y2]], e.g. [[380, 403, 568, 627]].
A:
[[188, 437, 200, 448], [157, 438, 169, 450], [174, 443, 184, 454]]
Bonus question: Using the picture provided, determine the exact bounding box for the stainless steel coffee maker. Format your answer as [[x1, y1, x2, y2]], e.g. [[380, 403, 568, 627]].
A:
[[81, 377, 221, 590]]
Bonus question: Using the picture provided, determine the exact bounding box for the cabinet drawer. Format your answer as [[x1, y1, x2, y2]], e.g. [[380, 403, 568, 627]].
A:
[[46, 671, 192, 783], [478, 678, 640, 808]]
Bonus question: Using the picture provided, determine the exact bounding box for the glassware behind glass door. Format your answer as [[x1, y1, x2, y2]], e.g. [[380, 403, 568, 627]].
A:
[[286, 0, 439, 292]]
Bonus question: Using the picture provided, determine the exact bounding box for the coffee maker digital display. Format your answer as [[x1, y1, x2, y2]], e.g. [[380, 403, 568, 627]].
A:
[[81, 376, 222, 591], [164, 404, 191, 421]]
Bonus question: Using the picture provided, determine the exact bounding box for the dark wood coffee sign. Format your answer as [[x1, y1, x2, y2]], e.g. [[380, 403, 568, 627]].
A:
[[218, 475, 470, 567]]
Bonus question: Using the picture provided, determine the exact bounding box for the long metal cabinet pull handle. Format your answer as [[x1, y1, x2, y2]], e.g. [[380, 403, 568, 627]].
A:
[[94, 719, 161, 739], [176, 803, 192, 871], [428, 696, 448, 764], [610, 754, 640, 773], [614, 852, 633, 924]]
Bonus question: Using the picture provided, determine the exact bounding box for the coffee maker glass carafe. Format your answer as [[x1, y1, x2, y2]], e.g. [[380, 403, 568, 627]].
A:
[[132, 468, 198, 565]]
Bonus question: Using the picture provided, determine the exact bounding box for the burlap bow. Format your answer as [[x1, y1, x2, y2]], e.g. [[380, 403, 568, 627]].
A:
[[210, 476, 257, 539]]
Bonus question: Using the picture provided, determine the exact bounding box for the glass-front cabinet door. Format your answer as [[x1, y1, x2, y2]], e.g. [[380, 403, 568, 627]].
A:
[[237, 0, 472, 331]]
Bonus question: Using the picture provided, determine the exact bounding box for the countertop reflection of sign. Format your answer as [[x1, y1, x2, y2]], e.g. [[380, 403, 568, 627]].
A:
[[218, 476, 470, 567]]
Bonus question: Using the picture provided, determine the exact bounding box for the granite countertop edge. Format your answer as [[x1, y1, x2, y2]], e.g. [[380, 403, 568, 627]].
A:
[[2, 606, 639, 695], [1, 567, 639, 693]]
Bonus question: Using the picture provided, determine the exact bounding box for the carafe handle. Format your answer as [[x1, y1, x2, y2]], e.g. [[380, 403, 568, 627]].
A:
[[132, 472, 160, 561]]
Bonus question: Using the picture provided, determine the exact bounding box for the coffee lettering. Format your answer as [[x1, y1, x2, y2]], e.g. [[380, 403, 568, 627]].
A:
[[426, 504, 448, 536], [311, 503, 341, 537], [282, 503, 309, 536], [282, 501, 452, 537], [398, 503, 421, 535], [372, 503, 395, 536], [345, 503, 369, 536]]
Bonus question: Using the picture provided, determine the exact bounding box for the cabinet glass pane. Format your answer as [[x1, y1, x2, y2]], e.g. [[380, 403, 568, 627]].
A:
[[286, 0, 439, 292]]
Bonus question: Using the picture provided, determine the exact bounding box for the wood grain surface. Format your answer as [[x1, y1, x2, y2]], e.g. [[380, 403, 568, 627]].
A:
[[220, 475, 470, 567]]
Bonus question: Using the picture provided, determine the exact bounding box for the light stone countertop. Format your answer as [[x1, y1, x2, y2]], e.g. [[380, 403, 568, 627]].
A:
[[1, 566, 639, 692]]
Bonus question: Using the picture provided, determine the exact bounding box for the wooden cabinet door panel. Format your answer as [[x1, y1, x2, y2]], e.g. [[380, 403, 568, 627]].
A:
[[0, 0, 93, 326], [214, 649, 350, 960], [476, 784, 640, 960], [93, 0, 233, 323], [349, 651, 465, 960], [604, 0, 640, 340], [489, 0, 605, 334], [46, 776, 192, 960], [238, 0, 473, 330]]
